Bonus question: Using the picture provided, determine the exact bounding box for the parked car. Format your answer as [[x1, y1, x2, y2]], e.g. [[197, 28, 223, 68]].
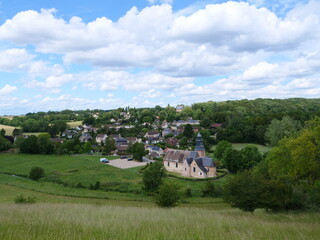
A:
[[127, 158, 133, 161], [100, 158, 109, 163], [120, 156, 127, 159]]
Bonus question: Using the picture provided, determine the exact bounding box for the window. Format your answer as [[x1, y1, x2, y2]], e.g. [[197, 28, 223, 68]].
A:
[[193, 167, 196, 172], [167, 162, 169, 167], [176, 163, 178, 168], [185, 168, 187, 171], [200, 172, 202, 176]]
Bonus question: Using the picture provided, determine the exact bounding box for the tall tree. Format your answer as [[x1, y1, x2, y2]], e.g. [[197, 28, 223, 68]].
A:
[[142, 161, 166, 193]]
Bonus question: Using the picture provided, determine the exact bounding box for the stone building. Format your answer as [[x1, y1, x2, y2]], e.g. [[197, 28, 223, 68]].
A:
[[163, 133, 216, 178]]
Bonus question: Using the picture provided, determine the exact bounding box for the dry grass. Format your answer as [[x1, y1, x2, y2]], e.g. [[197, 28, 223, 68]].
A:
[[67, 121, 83, 128], [0, 124, 19, 136], [0, 203, 319, 240]]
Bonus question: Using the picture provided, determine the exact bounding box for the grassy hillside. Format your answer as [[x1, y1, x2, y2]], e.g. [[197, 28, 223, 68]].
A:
[[0, 154, 216, 199], [0, 203, 319, 240], [0, 124, 19, 136]]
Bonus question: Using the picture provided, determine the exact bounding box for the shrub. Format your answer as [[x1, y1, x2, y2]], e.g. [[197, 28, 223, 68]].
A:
[[29, 167, 44, 181], [184, 187, 192, 197], [14, 195, 36, 204], [154, 181, 181, 208], [202, 181, 215, 197]]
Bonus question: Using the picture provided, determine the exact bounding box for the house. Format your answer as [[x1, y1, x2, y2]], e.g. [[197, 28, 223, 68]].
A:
[[161, 120, 169, 129], [126, 137, 138, 144], [146, 145, 164, 156], [176, 105, 184, 113], [165, 137, 179, 147], [144, 130, 161, 144], [96, 134, 107, 144], [79, 134, 93, 143], [61, 129, 78, 139], [115, 137, 128, 146], [163, 133, 216, 178], [116, 145, 129, 154]]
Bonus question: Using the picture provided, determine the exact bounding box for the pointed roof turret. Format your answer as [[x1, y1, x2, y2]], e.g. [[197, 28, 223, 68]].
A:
[[194, 133, 205, 151]]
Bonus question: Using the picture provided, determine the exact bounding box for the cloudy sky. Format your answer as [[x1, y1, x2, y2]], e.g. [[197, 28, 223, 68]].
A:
[[0, 0, 319, 115]]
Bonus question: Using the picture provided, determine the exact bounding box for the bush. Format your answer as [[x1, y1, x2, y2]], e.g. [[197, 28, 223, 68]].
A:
[[184, 187, 192, 197], [29, 167, 44, 181], [142, 161, 166, 193], [202, 181, 215, 197], [154, 181, 181, 208], [14, 195, 36, 204]]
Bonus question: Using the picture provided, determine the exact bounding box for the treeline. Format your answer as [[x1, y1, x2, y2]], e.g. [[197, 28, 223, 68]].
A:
[[1, 98, 320, 145]]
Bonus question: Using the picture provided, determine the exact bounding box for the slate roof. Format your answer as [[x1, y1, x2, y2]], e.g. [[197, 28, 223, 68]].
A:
[[164, 149, 195, 163]]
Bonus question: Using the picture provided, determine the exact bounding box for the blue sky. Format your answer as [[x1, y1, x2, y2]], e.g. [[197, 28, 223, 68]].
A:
[[0, 0, 319, 115]]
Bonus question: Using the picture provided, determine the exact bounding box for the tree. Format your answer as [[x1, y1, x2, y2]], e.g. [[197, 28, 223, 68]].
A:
[[29, 166, 44, 181], [222, 148, 242, 174], [128, 142, 147, 161], [104, 137, 116, 155], [265, 116, 301, 146], [154, 181, 181, 207], [38, 133, 54, 154], [142, 161, 166, 193], [224, 171, 265, 212], [183, 124, 194, 139], [267, 125, 320, 185], [0, 135, 12, 151], [240, 145, 262, 170], [19, 136, 39, 154], [0, 128, 6, 136], [214, 140, 232, 160], [12, 128, 23, 137]]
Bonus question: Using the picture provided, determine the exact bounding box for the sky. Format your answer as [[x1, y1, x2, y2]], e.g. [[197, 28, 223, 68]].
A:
[[0, 0, 319, 115]]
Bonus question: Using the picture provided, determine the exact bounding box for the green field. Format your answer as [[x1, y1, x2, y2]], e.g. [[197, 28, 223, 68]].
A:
[[1, 153, 319, 240], [211, 143, 271, 153], [0, 202, 319, 240]]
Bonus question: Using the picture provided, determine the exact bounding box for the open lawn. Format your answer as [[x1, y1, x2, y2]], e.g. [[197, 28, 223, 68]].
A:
[[67, 121, 83, 128], [0, 203, 319, 240], [0, 154, 216, 199], [211, 143, 271, 154]]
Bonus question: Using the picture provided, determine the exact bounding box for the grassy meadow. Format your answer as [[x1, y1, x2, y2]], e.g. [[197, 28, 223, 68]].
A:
[[0, 203, 319, 240], [1, 153, 319, 239], [0, 124, 19, 136], [211, 143, 271, 154]]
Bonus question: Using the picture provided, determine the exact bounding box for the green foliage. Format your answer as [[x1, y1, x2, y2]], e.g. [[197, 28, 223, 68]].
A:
[[29, 166, 45, 181], [142, 162, 166, 193], [19, 135, 39, 154], [183, 124, 194, 139], [154, 181, 181, 207], [14, 194, 36, 204], [267, 120, 320, 185], [224, 171, 265, 212], [0, 128, 6, 136], [0, 135, 12, 151], [214, 140, 232, 160], [38, 133, 54, 154], [104, 137, 116, 155], [202, 181, 216, 197], [184, 187, 192, 197], [128, 142, 147, 161], [265, 116, 301, 146]]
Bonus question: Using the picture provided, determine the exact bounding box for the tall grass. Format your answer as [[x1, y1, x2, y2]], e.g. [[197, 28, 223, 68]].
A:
[[0, 203, 319, 240]]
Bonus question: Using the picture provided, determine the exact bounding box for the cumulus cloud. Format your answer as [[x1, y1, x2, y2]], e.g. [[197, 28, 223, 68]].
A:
[[0, 84, 17, 95], [0, 48, 34, 71]]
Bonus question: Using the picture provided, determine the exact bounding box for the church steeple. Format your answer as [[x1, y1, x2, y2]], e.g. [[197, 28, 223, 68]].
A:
[[194, 133, 206, 157]]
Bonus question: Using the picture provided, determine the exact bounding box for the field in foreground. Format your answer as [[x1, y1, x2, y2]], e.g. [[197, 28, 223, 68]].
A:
[[0, 203, 319, 240]]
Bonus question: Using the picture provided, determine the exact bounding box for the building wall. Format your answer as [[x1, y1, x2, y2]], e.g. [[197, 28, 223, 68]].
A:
[[163, 161, 183, 173]]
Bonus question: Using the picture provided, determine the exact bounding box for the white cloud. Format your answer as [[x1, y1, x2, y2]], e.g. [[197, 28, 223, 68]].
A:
[[0, 84, 17, 95], [0, 48, 34, 71]]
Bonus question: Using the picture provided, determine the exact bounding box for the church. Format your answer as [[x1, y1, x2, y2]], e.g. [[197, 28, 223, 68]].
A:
[[163, 133, 216, 178]]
